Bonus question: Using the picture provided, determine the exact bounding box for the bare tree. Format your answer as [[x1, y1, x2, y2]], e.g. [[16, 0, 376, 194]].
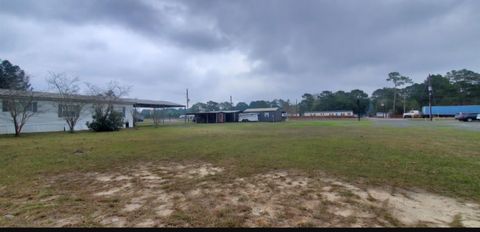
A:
[[1, 89, 39, 136], [85, 81, 131, 131], [47, 73, 88, 133], [87, 80, 130, 101]]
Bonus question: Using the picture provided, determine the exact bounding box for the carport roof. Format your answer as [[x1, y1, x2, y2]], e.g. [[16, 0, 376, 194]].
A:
[[0, 89, 184, 108], [243, 107, 280, 112], [124, 98, 185, 108], [186, 110, 241, 115]]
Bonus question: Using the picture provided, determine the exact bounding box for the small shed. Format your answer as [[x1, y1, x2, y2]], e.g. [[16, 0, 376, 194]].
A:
[[242, 107, 286, 122], [188, 110, 240, 123]]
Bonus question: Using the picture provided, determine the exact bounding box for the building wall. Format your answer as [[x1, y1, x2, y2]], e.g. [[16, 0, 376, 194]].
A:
[[193, 112, 239, 123], [376, 112, 388, 118], [193, 113, 217, 123], [0, 100, 134, 134], [304, 111, 354, 117], [257, 110, 285, 122], [421, 105, 480, 116]]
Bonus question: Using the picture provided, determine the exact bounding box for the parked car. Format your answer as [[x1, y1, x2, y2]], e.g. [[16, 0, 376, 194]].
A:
[[179, 115, 194, 120], [403, 110, 421, 118], [477, 114, 480, 120], [456, 112, 479, 122]]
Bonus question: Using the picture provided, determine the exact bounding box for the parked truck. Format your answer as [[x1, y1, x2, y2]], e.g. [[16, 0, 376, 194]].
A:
[[421, 105, 480, 118], [403, 110, 421, 118]]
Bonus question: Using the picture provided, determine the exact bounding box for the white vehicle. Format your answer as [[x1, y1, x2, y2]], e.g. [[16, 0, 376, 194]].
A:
[[179, 115, 194, 120], [403, 110, 421, 118], [238, 113, 259, 122], [477, 114, 480, 120]]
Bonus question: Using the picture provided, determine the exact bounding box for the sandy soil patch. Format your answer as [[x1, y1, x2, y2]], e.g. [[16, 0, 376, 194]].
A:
[[3, 161, 479, 227], [54, 216, 83, 227]]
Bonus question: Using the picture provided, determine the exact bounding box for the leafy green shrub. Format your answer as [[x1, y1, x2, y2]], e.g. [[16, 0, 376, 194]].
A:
[[87, 108, 124, 132]]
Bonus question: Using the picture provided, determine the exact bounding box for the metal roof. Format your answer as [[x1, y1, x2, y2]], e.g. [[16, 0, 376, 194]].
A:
[[305, 110, 353, 113], [243, 107, 280, 113], [218, 110, 241, 113], [0, 89, 184, 108], [0, 89, 101, 102], [123, 98, 184, 108]]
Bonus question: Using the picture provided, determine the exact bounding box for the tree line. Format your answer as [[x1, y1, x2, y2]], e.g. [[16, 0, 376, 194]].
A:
[[152, 69, 480, 118], [3, 57, 480, 135], [370, 70, 480, 115], [299, 70, 480, 116]]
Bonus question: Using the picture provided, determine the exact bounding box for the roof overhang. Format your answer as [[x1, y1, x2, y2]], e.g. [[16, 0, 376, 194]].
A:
[[130, 99, 184, 108], [186, 110, 240, 115], [243, 107, 280, 113], [0, 89, 184, 108]]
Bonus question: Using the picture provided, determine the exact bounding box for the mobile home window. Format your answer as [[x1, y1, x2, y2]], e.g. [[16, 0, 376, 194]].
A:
[[2, 100, 7, 112], [32, 102, 37, 112], [1, 100, 37, 112], [58, 104, 80, 117]]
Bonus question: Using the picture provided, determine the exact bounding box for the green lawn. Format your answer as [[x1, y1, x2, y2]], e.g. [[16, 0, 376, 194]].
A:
[[1, 119, 479, 202]]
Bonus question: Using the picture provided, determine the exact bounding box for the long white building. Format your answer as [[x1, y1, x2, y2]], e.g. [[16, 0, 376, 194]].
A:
[[0, 89, 183, 134], [303, 111, 354, 117]]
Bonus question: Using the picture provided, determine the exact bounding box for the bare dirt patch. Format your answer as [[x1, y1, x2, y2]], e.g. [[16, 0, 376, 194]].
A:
[[2, 161, 479, 227], [54, 215, 84, 227]]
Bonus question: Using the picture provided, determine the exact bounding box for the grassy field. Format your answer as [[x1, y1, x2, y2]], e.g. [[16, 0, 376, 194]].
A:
[[1, 119, 480, 227]]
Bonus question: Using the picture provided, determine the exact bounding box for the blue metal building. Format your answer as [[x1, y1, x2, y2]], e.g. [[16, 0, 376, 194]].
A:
[[422, 105, 480, 117]]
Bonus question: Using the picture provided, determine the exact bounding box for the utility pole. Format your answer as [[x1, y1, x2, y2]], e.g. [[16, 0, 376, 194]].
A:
[[356, 97, 361, 121], [381, 102, 385, 118], [162, 107, 165, 125], [428, 74, 433, 121], [295, 99, 298, 116], [185, 88, 190, 124], [230, 96, 233, 108]]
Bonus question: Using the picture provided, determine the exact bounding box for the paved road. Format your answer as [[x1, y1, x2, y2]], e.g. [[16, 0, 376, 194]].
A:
[[368, 117, 480, 132]]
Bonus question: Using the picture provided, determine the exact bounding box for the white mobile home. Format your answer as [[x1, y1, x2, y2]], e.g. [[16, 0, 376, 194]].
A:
[[0, 89, 184, 134], [304, 111, 354, 117]]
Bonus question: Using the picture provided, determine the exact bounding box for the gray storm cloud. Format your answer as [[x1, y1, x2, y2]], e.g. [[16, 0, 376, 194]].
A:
[[1, 0, 479, 103]]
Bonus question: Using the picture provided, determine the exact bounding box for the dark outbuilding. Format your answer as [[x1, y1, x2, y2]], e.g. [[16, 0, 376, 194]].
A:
[[242, 107, 286, 122], [188, 110, 240, 123], [188, 107, 286, 123]]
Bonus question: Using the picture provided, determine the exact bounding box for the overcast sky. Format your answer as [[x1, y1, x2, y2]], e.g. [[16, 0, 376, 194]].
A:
[[1, 0, 479, 104]]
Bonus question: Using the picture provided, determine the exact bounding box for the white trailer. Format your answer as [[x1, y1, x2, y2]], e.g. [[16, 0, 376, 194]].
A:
[[238, 113, 259, 122]]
